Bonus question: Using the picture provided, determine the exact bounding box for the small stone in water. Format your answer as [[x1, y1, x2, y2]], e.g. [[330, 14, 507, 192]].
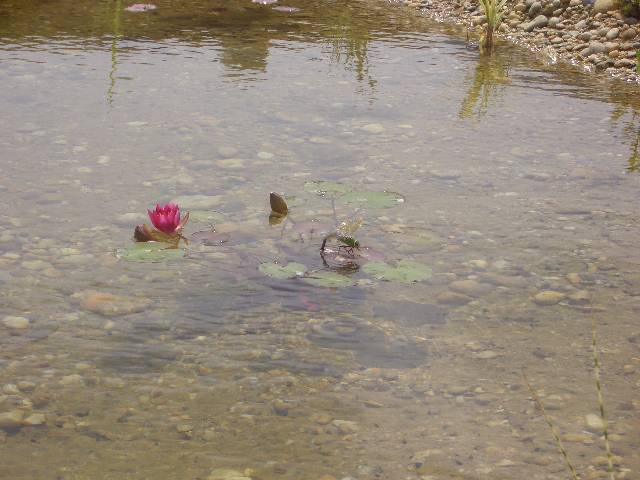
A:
[[76, 290, 151, 317], [23, 413, 46, 427], [176, 424, 194, 439], [332, 419, 359, 434], [2, 384, 20, 394], [361, 123, 385, 134], [0, 411, 24, 431], [257, 151, 274, 160], [533, 290, 566, 306], [208, 469, 252, 480], [567, 290, 591, 304], [272, 399, 289, 416], [436, 291, 471, 306], [475, 350, 500, 359], [584, 413, 605, 432], [3, 316, 30, 330], [449, 279, 493, 297], [273, 6, 300, 11], [59, 374, 84, 386], [17, 381, 36, 392]]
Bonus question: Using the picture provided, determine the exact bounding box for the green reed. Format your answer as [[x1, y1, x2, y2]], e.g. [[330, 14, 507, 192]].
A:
[[523, 320, 620, 480], [592, 322, 615, 480], [523, 371, 580, 480], [108, 0, 123, 105], [478, 0, 506, 50]]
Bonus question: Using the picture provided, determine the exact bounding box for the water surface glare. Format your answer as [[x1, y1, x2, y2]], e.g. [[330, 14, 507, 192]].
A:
[[1, 0, 640, 479]]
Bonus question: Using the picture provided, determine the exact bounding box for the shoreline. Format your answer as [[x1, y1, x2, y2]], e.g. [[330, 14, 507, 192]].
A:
[[395, 0, 640, 84]]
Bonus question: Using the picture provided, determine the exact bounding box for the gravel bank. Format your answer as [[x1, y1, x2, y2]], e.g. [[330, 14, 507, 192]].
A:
[[399, 0, 640, 83]]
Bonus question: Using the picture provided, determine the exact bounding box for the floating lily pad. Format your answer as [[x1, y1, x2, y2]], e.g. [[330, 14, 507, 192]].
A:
[[304, 181, 351, 196], [302, 271, 356, 287], [259, 262, 306, 279], [362, 260, 432, 283], [119, 242, 185, 263], [342, 190, 405, 209]]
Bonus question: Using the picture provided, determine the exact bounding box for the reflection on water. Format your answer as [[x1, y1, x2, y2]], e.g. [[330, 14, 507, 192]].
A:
[[1, 0, 640, 479], [458, 51, 510, 119], [327, 4, 377, 95], [610, 101, 640, 172], [108, 0, 123, 105]]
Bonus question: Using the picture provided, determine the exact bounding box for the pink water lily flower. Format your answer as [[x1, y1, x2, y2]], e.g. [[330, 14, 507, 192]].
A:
[[147, 203, 187, 234]]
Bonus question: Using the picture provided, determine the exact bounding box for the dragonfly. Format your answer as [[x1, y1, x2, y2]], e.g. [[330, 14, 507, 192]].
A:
[[321, 218, 363, 255]]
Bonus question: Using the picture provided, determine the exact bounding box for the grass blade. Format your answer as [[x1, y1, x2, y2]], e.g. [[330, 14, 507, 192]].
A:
[[592, 321, 615, 480], [522, 370, 580, 480]]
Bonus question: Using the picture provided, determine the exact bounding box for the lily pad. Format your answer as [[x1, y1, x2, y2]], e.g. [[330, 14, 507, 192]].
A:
[[302, 271, 356, 288], [362, 260, 432, 283], [119, 242, 185, 263], [304, 181, 351, 196], [342, 190, 405, 209], [259, 262, 306, 279]]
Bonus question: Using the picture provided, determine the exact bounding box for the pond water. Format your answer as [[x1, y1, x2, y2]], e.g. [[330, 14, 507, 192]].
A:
[[1, 0, 640, 479]]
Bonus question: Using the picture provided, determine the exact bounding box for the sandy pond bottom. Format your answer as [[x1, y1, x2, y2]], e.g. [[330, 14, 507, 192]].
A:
[[1, 0, 640, 478]]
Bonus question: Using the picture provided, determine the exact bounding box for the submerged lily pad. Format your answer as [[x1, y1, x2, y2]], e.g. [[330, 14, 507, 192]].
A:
[[292, 221, 334, 236], [362, 260, 432, 283], [259, 262, 306, 279], [191, 231, 230, 246], [119, 242, 185, 263], [302, 271, 356, 287], [188, 210, 226, 223], [342, 190, 405, 209], [304, 181, 351, 196]]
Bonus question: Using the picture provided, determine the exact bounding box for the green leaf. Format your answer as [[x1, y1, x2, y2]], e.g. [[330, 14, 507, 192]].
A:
[[259, 262, 307, 279], [119, 242, 185, 263], [302, 271, 355, 287], [304, 181, 351, 196], [362, 260, 432, 283], [342, 190, 405, 208]]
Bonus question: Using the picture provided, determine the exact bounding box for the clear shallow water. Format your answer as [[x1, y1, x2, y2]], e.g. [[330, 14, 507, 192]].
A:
[[1, 0, 640, 479]]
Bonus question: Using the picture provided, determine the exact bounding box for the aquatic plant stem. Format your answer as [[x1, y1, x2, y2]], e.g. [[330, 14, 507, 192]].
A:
[[108, 0, 123, 105], [592, 321, 615, 480], [331, 197, 338, 228], [522, 371, 580, 480]]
